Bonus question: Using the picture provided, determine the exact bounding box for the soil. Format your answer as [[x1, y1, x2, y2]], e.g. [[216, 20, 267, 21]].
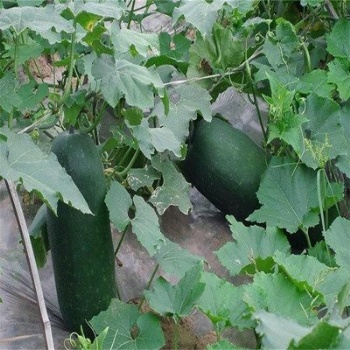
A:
[[137, 299, 218, 349]]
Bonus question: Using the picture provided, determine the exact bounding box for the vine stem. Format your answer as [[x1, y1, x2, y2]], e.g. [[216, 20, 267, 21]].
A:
[[58, 23, 77, 108], [163, 49, 262, 87], [5, 180, 55, 350], [138, 264, 159, 311]]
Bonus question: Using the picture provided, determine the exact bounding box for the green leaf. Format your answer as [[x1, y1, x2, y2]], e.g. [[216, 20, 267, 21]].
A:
[[90, 298, 165, 350], [216, 216, 290, 276], [105, 180, 132, 232], [0, 5, 74, 43], [262, 19, 299, 70], [159, 32, 191, 61], [254, 311, 310, 349], [248, 157, 320, 233], [264, 74, 307, 150], [323, 217, 350, 271], [154, 239, 203, 279], [173, 0, 226, 36], [308, 241, 336, 267], [198, 272, 252, 330], [68, 0, 125, 19], [91, 55, 164, 109], [144, 263, 205, 319], [273, 251, 331, 297], [17, 81, 48, 112], [111, 24, 159, 58], [299, 94, 347, 169], [0, 72, 21, 112], [244, 272, 316, 326], [336, 155, 350, 179], [149, 155, 192, 215], [127, 166, 160, 192], [28, 203, 47, 239], [131, 195, 165, 256], [152, 84, 212, 149], [289, 321, 348, 349], [4, 38, 43, 65], [300, 0, 323, 5], [0, 127, 91, 215], [206, 339, 237, 350], [296, 69, 334, 98], [30, 235, 47, 268], [327, 58, 350, 101], [326, 18, 350, 58]]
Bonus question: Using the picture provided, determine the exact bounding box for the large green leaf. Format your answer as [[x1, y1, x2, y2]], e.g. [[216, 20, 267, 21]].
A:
[[173, 0, 253, 36], [216, 216, 290, 276], [153, 85, 212, 149], [68, 0, 125, 18], [256, 310, 350, 349], [197, 272, 252, 330], [173, 0, 225, 36], [254, 311, 311, 349], [262, 19, 299, 70], [0, 5, 73, 43], [244, 272, 317, 326], [248, 157, 320, 233], [273, 251, 331, 296], [323, 217, 350, 272], [326, 18, 350, 58], [0, 72, 21, 112], [144, 263, 205, 319], [91, 55, 164, 109], [0, 127, 91, 215], [327, 58, 350, 101], [90, 298, 165, 350], [154, 240, 203, 279], [111, 24, 159, 58], [296, 69, 334, 98]]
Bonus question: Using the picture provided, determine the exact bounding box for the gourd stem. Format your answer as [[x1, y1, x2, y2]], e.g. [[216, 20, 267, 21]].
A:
[[138, 264, 159, 311], [114, 225, 129, 257]]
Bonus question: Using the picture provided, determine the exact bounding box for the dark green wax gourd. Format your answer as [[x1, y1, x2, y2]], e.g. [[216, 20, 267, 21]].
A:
[[46, 130, 116, 336], [181, 117, 268, 221]]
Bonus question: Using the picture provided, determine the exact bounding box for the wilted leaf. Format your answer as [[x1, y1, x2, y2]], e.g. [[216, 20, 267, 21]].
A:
[[149, 156, 192, 215], [127, 166, 160, 192]]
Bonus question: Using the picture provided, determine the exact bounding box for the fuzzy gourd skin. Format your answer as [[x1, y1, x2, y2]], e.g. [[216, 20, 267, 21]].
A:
[[46, 131, 116, 336], [181, 117, 268, 221]]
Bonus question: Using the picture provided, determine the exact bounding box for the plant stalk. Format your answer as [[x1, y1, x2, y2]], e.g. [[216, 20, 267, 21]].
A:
[[5, 180, 55, 350]]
